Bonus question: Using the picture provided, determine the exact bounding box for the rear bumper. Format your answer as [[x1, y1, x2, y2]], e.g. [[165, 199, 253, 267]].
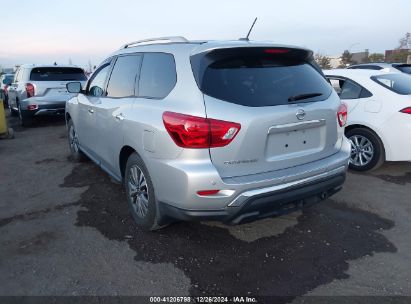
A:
[[150, 137, 350, 212], [21, 103, 66, 117], [159, 168, 346, 225], [20, 95, 74, 117]]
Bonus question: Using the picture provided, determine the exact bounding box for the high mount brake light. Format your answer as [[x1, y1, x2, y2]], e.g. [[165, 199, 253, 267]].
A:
[[162, 112, 241, 149], [264, 49, 290, 54]]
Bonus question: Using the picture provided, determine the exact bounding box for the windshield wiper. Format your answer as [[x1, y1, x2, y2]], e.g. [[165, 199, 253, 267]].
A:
[[288, 93, 323, 102]]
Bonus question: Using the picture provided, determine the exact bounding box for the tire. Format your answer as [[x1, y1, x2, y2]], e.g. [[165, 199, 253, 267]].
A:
[[124, 153, 163, 231], [10, 102, 18, 116], [18, 105, 32, 127], [4, 97, 9, 109], [346, 128, 385, 172], [67, 120, 87, 162]]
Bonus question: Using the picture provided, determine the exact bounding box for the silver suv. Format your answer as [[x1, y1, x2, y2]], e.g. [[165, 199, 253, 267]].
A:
[[7, 64, 87, 126], [65, 37, 350, 230]]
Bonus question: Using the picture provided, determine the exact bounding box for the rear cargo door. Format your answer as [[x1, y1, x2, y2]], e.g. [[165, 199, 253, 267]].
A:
[[191, 47, 342, 178], [29, 67, 87, 97]]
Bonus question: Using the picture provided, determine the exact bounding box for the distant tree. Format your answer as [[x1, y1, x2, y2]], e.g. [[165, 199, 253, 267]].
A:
[[314, 53, 332, 69], [398, 32, 411, 49], [386, 33, 411, 63], [368, 53, 385, 63], [69, 58, 73, 65], [339, 50, 354, 67]]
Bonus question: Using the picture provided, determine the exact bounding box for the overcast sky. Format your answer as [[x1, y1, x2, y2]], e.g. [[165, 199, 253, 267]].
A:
[[1, 0, 410, 69]]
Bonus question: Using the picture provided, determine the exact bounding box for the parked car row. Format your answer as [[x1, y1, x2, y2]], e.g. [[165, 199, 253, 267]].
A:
[[5, 37, 410, 230]]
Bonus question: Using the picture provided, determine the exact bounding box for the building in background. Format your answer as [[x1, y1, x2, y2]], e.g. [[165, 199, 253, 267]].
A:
[[329, 55, 342, 69], [351, 50, 369, 64], [385, 49, 411, 63]]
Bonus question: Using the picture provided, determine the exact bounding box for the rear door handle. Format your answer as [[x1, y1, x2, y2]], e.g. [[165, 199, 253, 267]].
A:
[[115, 113, 125, 121], [88, 109, 94, 114]]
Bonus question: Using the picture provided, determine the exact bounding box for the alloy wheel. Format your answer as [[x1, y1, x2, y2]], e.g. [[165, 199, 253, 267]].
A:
[[349, 135, 374, 167], [69, 125, 79, 153], [128, 165, 149, 218]]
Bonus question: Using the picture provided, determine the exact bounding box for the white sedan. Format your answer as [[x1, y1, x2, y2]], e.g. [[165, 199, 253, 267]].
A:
[[324, 69, 411, 171]]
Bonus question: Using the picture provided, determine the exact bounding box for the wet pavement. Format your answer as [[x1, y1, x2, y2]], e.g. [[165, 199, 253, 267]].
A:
[[0, 112, 410, 301]]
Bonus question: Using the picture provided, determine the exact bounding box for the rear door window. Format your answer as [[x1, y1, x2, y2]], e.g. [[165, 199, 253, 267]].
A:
[[372, 74, 411, 95], [30, 67, 87, 81], [191, 47, 332, 107], [138, 53, 177, 99], [328, 77, 372, 99], [106, 54, 142, 98]]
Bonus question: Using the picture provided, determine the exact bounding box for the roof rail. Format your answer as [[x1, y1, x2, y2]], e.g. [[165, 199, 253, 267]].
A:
[[121, 36, 189, 49]]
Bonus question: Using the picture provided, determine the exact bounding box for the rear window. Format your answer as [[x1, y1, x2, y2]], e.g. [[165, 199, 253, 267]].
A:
[[30, 67, 87, 81], [371, 74, 411, 95], [393, 64, 411, 75], [191, 47, 332, 107], [138, 53, 177, 99]]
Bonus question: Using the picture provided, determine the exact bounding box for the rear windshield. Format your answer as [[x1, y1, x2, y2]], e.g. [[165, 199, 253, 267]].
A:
[[371, 74, 411, 95], [30, 67, 87, 81], [393, 64, 411, 75], [191, 47, 332, 107]]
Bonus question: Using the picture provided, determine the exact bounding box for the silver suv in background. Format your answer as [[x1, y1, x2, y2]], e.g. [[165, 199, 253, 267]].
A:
[[8, 64, 87, 126], [65, 37, 350, 230]]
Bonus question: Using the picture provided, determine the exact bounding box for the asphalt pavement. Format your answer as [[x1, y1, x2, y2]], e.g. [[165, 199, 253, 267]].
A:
[[0, 112, 410, 302]]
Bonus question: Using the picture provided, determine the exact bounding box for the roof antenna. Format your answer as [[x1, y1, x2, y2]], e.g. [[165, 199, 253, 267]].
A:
[[240, 17, 258, 41]]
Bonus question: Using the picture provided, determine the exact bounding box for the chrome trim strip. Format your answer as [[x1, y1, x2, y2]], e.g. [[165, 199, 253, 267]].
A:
[[268, 119, 326, 134], [34, 108, 65, 115], [227, 166, 346, 207]]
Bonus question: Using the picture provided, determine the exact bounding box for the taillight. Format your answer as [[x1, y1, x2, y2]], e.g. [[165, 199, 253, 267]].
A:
[[162, 112, 241, 148], [337, 103, 348, 127], [197, 190, 220, 196], [400, 107, 411, 114], [25, 83, 35, 98], [27, 104, 38, 111]]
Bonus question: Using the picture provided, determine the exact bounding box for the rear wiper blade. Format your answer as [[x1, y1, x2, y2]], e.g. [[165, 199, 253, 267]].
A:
[[288, 93, 323, 102]]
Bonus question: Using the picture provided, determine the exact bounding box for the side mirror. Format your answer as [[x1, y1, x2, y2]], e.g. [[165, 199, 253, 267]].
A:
[[66, 82, 82, 94]]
